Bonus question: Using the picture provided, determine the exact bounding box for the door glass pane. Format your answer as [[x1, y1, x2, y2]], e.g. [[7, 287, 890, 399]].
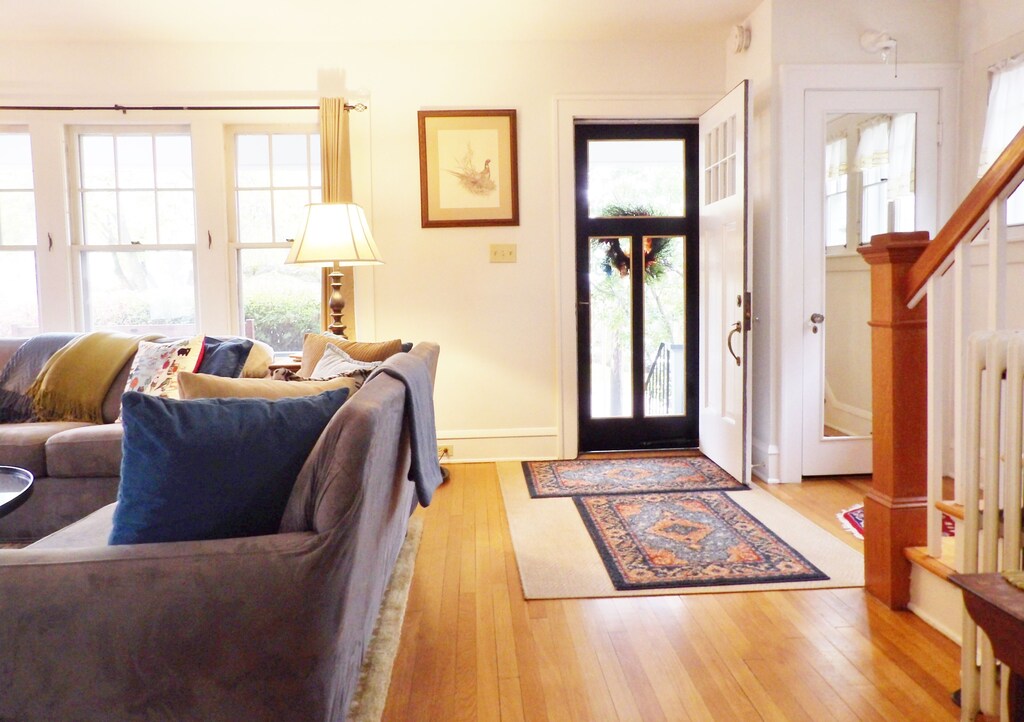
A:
[[0, 250, 39, 336], [643, 236, 686, 417], [587, 140, 685, 218], [589, 237, 632, 418], [82, 250, 196, 335], [238, 247, 321, 352]]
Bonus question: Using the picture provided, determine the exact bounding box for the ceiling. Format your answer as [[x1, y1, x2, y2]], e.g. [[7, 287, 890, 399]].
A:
[[0, 0, 762, 44]]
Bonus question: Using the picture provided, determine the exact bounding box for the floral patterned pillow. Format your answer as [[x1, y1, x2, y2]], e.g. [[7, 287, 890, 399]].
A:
[[123, 335, 207, 400]]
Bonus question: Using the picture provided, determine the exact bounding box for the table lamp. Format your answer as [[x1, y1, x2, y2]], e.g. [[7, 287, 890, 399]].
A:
[[286, 202, 383, 337]]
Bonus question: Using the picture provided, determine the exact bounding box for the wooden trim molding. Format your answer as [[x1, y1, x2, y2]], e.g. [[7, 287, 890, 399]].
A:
[[858, 232, 930, 609]]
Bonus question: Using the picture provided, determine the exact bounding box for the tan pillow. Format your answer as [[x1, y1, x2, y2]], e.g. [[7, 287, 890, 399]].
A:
[[298, 334, 403, 378], [178, 372, 359, 400], [242, 340, 274, 378]]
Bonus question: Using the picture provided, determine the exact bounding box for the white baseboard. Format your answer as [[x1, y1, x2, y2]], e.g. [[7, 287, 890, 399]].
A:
[[436, 427, 560, 463], [751, 437, 781, 484]]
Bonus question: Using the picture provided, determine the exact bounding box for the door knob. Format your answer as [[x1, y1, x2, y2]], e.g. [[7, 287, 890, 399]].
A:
[[809, 312, 824, 334]]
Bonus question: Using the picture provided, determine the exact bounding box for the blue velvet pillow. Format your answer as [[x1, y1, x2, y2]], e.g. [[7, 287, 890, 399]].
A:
[[110, 387, 349, 545], [196, 336, 254, 377]]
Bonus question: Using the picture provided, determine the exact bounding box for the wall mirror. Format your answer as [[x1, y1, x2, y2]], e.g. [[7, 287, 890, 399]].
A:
[[821, 112, 918, 439]]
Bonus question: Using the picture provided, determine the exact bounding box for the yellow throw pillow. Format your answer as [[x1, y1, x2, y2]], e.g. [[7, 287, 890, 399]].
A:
[[298, 334, 404, 378], [177, 372, 359, 400]]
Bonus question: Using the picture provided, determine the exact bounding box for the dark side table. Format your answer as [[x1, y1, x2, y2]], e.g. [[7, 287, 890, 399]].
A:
[[950, 572, 1024, 721], [0, 466, 33, 519]]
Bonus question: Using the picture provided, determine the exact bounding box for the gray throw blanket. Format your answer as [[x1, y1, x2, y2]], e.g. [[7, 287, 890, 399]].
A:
[[0, 334, 77, 423], [366, 352, 444, 506]]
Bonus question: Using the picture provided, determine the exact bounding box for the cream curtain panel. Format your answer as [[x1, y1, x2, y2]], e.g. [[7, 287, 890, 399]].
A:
[[318, 97, 356, 334], [319, 97, 353, 204], [887, 113, 916, 201], [855, 116, 890, 172], [978, 54, 1024, 225], [825, 137, 848, 195]]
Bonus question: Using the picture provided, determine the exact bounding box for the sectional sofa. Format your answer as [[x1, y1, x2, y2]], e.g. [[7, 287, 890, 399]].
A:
[[0, 341, 441, 720], [0, 336, 273, 542]]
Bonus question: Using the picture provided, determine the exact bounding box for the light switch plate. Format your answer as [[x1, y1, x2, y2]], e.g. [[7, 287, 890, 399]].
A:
[[489, 243, 517, 263]]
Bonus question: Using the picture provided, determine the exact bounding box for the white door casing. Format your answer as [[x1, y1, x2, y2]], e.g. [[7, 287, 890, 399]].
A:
[[800, 89, 940, 476], [699, 80, 751, 483]]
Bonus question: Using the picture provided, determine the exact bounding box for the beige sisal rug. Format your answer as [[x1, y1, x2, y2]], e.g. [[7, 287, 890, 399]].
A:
[[496, 461, 864, 600], [346, 513, 423, 722]]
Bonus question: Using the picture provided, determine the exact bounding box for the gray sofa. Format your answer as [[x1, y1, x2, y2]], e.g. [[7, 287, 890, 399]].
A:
[[0, 342, 440, 721], [0, 336, 271, 542]]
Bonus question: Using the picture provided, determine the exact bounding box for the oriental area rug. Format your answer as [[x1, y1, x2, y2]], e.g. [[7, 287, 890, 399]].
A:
[[497, 460, 864, 599], [838, 502, 956, 540], [523, 455, 744, 498]]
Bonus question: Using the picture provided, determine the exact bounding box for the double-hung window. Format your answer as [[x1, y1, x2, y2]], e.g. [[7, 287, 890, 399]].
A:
[[69, 127, 198, 335], [228, 129, 322, 351], [0, 130, 41, 336]]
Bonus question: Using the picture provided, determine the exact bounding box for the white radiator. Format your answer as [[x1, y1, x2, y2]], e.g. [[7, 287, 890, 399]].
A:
[[959, 330, 1024, 721]]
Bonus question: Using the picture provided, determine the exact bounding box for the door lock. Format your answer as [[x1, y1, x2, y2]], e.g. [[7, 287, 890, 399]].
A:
[[809, 313, 824, 334]]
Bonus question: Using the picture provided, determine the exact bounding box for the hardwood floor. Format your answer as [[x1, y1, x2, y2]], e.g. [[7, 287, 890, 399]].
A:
[[383, 464, 959, 721]]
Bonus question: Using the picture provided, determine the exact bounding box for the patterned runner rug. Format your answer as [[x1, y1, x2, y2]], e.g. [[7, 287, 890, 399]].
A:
[[838, 502, 955, 540], [496, 461, 864, 599], [575, 491, 828, 591], [522, 455, 743, 498]]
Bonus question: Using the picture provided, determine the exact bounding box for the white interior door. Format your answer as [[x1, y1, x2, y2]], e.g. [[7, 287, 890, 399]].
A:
[[699, 80, 750, 484], [800, 89, 940, 475]]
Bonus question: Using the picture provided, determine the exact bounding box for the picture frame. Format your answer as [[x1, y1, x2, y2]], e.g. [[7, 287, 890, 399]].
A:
[[418, 109, 519, 228]]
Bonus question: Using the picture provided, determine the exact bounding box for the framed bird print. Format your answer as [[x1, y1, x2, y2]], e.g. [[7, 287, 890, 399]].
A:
[[418, 109, 519, 227]]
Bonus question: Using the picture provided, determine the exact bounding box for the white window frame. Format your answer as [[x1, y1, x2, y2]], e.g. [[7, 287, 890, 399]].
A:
[[224, 124, 322, 345], [66, 124, 199, 333], [0, 104, 375, 343], [0, 126, 42, 336]]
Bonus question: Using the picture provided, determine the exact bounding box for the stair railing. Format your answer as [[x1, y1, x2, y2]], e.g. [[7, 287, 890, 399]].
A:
[[861, 123, 1024, 722]]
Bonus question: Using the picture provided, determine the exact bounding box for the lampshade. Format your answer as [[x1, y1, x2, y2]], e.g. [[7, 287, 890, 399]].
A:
[[285, 203, 384, 266]]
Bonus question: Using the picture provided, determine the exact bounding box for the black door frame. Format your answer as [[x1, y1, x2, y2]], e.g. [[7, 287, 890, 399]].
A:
[[574, 122, 700, 452]]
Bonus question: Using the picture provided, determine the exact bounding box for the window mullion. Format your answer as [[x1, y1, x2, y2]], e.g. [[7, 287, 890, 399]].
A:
[[30, 120, 76, 331], [191, 119, 234, 334]]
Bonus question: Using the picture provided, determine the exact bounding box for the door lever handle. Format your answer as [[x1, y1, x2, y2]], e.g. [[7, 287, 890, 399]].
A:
[[726, 321, 742, 367]]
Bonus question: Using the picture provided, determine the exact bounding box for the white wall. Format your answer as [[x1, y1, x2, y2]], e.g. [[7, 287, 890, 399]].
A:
[[726, 0, 778, 480], [731, 0, 958, 482], [773, 0, 959, 66], [0, 35, 728, 461]]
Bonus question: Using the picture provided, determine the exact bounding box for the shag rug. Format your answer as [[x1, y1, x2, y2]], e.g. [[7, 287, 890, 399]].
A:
[[575, 491, 827, 591], [838, 502, 955, 540], [346, 514, 423, 722], [497, 461, 864, 599], [522, 455, 744, 498]]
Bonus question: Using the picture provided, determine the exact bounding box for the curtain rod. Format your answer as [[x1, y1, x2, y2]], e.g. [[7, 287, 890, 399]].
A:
[[0, 102, 368, 114]]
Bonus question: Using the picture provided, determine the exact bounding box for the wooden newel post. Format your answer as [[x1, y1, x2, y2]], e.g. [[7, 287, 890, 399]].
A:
[[858, 231, 931, 609]]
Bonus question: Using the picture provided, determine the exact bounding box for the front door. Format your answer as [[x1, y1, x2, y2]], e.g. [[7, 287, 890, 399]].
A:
[[698, 81, 750, 484], [574, 122, 699, 452]]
